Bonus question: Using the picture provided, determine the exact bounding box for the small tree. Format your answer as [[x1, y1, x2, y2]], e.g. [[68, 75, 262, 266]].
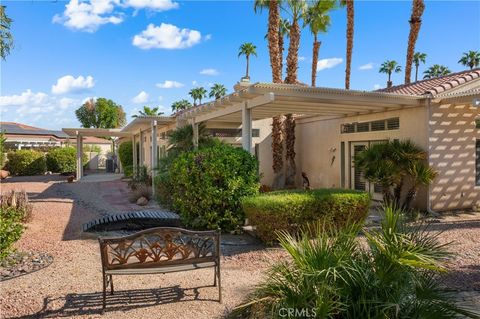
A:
[[238, 42, 257, 80], [458, 50, 480, 70], [379, 60, 402, 87], [423, 64, 451, 79], [0, 5, 13, 60], [171, 99, 192, 112], [75, 98, 126, 128], [132, 106, 163, 118]]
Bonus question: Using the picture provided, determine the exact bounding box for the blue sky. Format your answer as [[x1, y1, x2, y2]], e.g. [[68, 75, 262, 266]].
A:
[[1, 0, 479, 130]]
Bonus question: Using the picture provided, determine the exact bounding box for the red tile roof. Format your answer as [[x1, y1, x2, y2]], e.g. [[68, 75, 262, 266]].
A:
[[82, 136, 112, 144], [376, 68, 480, 96]]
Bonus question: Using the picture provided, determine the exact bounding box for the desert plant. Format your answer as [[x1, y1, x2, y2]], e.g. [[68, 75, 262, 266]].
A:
[[230, 206, 478, 318], [242, 189, 371, 244], [0, 190, 33, 222], [6, 150, 46, 176], [118, 141, 133, 177], [168, 142, 259, 230], [46, 147, 77, 174], [128, 165, 150, 189]]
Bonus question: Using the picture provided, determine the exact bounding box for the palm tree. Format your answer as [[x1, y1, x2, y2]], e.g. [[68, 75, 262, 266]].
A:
[[413, 52, 427, 82], [278, 18, 291, 79], [304, 0, 336, 86], [189, 87, 207, 106], [132, 106, 163, 118], [171, 99, 192, 112], [238, 43, 257, 80], [0, 5, 13, 60], [379, 60, 402, 88], [284, 0, 308, 84], [423, 64, 451, 79], [254, 0, 282, 83], [404, 0, 425, 84], [209, 83, 227, 100], [404, 161, 437, 210], [339, 0, 354, 89], [458, 50, 480, 70]]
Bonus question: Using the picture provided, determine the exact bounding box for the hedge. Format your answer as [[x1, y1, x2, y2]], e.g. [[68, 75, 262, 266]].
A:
[[168, 143, 260, 231], [242, 189, 371, 244], [7, 150, 46, 176], [46, 147, 77, 174], [119, 141, 133, 177], [0, 207, 26, 260]]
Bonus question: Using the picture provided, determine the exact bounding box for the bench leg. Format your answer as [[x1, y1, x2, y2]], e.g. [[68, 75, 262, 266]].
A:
[[102, 274, 107, 312], [217, 264, 222, 303], [109, 275, 114, 295], [213, 267, 217, 287]]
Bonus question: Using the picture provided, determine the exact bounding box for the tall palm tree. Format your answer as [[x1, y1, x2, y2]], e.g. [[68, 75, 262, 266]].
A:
[[209, 83, 227, 100], [423, 64, 451, 79], [189, 88, 199, 106], [132, 106, 163, 118], [0, 5, 13, 60], [238, 43, 257, 80], [404, 0, 425, 84], [413, 52, 427, 82], [278, 18, 291, 79], [284, 0, 308, 84], [171, 99, 192, 112], [340, 0, 354, 89], [304, 0, 336, 86], [189, 88, 207, 106], [458, 50, 480, 70], [254, 0, 282, 83], [379, 60, 402, 88]]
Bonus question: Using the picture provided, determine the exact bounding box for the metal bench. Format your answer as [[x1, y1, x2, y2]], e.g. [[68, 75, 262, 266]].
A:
[[98, 227, 221, 311]]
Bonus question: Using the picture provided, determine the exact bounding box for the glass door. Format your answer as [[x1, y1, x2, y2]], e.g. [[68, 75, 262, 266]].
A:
[[350, 141, 384, 200]]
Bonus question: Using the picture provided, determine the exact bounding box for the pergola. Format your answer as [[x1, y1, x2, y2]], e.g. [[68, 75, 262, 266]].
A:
[[177, 82, 425, 152], [62, 128, 131, 180]]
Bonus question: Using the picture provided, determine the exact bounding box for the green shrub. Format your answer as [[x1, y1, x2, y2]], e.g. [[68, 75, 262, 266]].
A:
[[242, 189, 371, 244], [46, 147, 77, 174], [0, 207, 25, 260], [119, 141, 133, 177], [6, 150, 46, 176], [168, 143, 259, 231], [230, 206, 478, 318]]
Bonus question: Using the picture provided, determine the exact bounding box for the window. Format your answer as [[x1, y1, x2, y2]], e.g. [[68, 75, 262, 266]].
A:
[[476, 140, 480, 186], [341, 118, 399, 134], [208, 128, 260, 138], [475, 118, 480, 129]]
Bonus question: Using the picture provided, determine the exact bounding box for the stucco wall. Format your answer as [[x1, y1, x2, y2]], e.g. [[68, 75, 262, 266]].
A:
[[429, 102, 480, 211], [295, 106, 429, 208]]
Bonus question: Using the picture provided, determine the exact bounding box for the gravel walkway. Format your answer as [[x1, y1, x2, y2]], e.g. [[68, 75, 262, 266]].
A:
[[0, 175, 478, 318], [0, 176, 277, 319]]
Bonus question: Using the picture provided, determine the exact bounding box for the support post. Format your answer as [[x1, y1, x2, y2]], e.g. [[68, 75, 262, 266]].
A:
[[192, 120, 199, 149], [151, 120, 158, 196], [132, 134, 137, 171], [242, 102, 252, 154], [139, 130, 144, 167], [76, 132, 83, 180]]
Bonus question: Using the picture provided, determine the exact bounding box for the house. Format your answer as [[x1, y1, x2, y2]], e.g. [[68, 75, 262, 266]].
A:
[[0, 122, 70, 149], [64, 69, 480, 212]]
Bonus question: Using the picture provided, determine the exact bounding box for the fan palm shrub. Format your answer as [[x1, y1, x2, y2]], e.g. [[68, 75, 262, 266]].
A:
[[230, 206, 478, 318]]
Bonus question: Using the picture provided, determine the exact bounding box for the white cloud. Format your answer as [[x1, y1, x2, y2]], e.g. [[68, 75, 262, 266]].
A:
[[53, 0, 179, 32], [373, 84, 382, 90], [131, 90, 149, 104], [123, 0, 178, 11], [52, 0, 123, 33], [192, 80, 198, 86], [156, 80, 184, 89], [133, 23, 203, 49], [52, 75, 95, 94], [0, 90, 79, 121], [359, 63, 374, 71], [317, 58, 343, 71], [199, 68, 219, 76]]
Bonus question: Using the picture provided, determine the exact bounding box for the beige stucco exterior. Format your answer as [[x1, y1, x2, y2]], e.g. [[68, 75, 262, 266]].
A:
[[429, 101, 480, 211]]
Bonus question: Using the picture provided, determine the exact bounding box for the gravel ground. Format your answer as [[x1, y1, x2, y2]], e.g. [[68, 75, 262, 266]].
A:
[[0, 175, 478, 318]]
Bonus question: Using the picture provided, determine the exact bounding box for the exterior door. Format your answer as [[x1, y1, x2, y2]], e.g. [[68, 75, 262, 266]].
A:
[[350, 141, 384, 200]]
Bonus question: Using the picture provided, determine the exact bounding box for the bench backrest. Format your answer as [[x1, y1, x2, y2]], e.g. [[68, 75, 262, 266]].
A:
[[98, 227, 220, 270]]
